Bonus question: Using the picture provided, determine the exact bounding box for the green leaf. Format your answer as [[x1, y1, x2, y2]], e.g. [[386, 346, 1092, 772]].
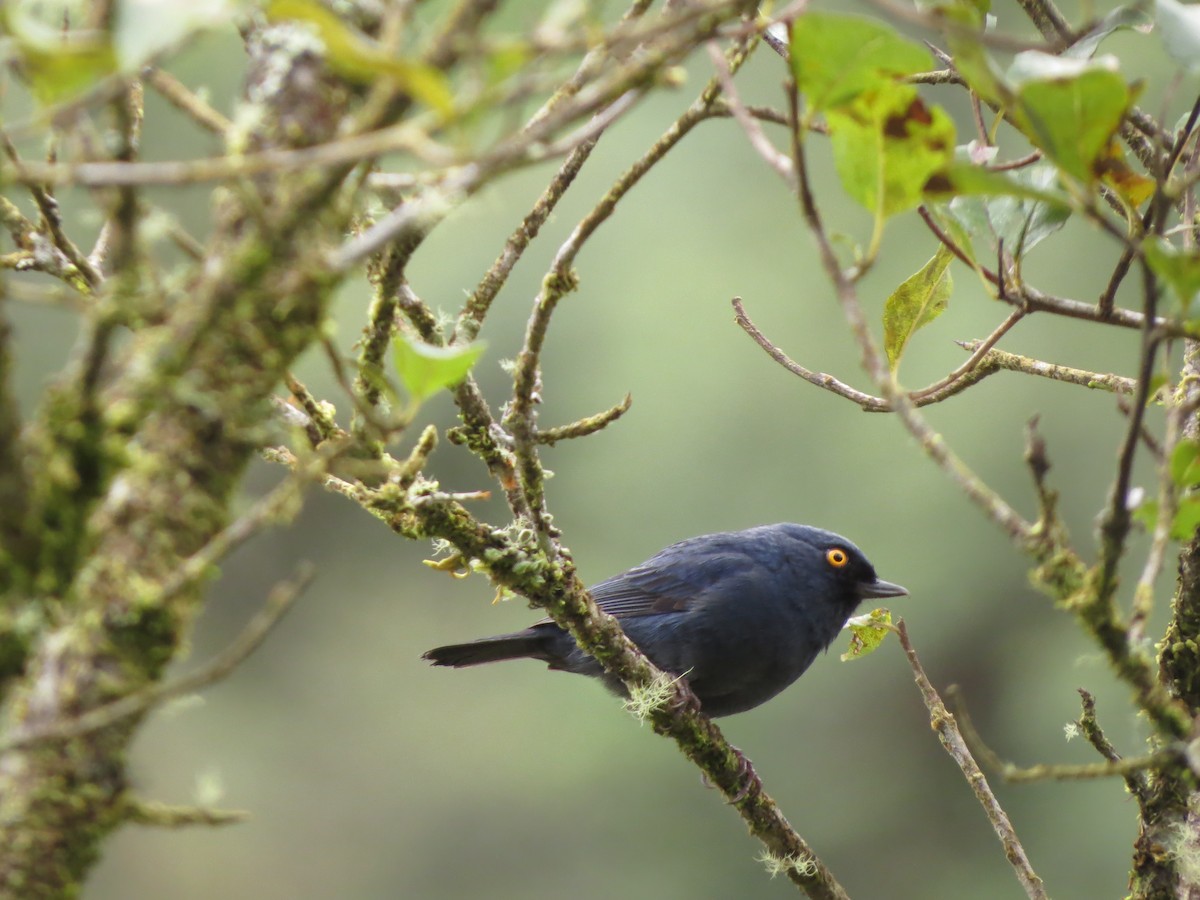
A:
[[265, 0, 453, 113], [1, 9, 116, 105], [915, 0, 989, 13], [1173, 496, 1200, 540], [1146, 374, 1169, 407], [884, 246, 954, 371], [841, 608, 894, 662], [1066, 5, 1152, 60], [931, 161, 1062, 203], [485, 39, 532, 86], [924, 204, 980, 267], [1132, 497, 1159, 532], [1156, 0, 1200, 71], [937, 2, 1011, 108], [790, 12, 931, 111], [1136, 492, 1200, 541], [113, 0, 235, 71], [1008, 52, 1131, 184], [1144, 238, 1200, 314], [941, 163, 1071, 257], [1171, 439, 1200, 488], [826, 80, 957, 218], [393, 336, 486, 405]]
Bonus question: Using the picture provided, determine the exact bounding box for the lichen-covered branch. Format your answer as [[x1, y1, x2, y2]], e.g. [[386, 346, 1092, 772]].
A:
[[0, 13, 415, 894], [342, 483, 850, 900]]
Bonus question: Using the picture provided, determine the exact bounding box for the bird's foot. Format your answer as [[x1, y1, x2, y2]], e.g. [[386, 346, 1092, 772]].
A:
[[665, 682, 702, 715], [700, 745, 758, 804]]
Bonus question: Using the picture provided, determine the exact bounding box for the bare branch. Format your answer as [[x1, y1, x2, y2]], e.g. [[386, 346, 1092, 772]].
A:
[[143, 68, 232, 136], [123, 798, 249, 829], [896, 623, 1048, 900], [732, 298, 890, 410], [1077, 689, 1151, 809], [955, 343, 1145, 396], [706, 41, 794, 186], [949, 685, 1182, 785], [537, 394, 633, 445]]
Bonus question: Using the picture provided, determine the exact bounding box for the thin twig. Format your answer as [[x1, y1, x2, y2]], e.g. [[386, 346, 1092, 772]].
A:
[[912, 309, 1025, 401], [1077, 688, 1151, 809], [1094, 206, 1168, 639], [733, 298, 890, 410], [863, 0, 1066, 52], [1116, 395, 1166, 461], [505, 30, 764, 537], [1, 135, 103, 290], [989, 151, 1042, 172], [3, 122, 447, 189], [895, 622, 1048, 900], [1132, 394, 1183, 643], [954, 343, 1146, 396], [706, 41, 794, 186], [143, 68, 232, 135], [537, 394, 633, 445], [124, 798, 249, 828], [1024, 416, 1057, 525], [454, 152, 590, 342], [1012, 285, 1187, 336], [917, 205, 1000, 285], [949, 685, 1181, 785], [733, 298, 1037, 411]]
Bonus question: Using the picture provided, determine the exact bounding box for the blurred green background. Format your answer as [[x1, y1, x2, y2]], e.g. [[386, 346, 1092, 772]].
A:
[[4, 3, 1183, 898]]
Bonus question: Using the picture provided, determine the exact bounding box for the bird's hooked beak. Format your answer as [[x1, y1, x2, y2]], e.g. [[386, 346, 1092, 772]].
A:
[[857, 577, 908, 600]]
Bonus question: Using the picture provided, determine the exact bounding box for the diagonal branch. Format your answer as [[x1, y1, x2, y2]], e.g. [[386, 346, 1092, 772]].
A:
[[365, 488, 850, 899], [896, 622, 1047, 900]]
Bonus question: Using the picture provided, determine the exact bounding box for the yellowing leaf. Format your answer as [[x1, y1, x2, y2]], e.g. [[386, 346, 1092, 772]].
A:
[[1008, 53, 1131, 184], [826, 81, 956, 219], [423, 555, 471, 578], [883, 246, 954, 371], [1097, 141, 1154, 207]]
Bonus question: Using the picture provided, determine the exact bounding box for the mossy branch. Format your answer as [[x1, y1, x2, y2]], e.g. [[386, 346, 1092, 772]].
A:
[[355, 486, 850, 900]]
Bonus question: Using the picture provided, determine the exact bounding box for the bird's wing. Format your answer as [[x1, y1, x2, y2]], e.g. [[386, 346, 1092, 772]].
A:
[[586, 564, 694, 617], [530, 537, 759, 624], [588, 548, 758, 618]]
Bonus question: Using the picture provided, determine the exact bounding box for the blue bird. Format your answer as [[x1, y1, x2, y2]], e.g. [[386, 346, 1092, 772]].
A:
[[423, 523, 906, 717]]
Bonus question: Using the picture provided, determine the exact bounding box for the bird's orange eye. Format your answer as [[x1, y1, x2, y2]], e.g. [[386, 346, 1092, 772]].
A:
[[826, 548, 849, 568]]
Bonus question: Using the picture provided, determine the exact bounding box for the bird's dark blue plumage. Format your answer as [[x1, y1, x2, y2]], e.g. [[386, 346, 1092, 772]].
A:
[[422, 523, 906, 716]]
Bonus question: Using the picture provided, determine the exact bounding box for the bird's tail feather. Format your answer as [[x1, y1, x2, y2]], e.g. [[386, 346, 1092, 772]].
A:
[[422, 630, 549, 667]]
